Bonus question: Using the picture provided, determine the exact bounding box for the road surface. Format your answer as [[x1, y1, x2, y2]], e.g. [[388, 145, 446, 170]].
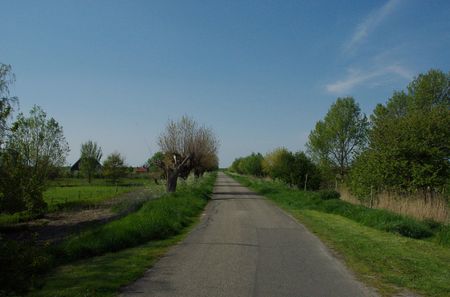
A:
[[121, 172, 376, 297]]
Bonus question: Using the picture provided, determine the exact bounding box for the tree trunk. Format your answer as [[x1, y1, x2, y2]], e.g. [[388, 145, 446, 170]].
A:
[[166, 170, 178, 192]]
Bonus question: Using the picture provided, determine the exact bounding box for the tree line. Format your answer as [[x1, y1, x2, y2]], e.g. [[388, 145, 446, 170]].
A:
[[0, 63, 219, 216], [231, 69, 450, 203]]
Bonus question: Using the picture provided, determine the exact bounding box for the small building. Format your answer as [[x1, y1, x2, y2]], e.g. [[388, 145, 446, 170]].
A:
[[135, 167, 148, 174], [70, 158, 102, 172]]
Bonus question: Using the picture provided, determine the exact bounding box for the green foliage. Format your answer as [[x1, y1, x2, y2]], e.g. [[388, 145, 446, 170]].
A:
[[261, 148, 321, 190], [79, 140, 102, 184], [317, 190, 340, 200], [231, 174, 434, 240], [0, 106, 69, 214], [0, 236, 53, 296], [55, 173, 216, 262], [349, 69, 450, 199], [230, 153, 265, 176], [307, 97, 368, 177], [298, 211, 450, 297], [102, 152, 127, 184], [147, 151, 165, 182], [0, 63, 18, 145]]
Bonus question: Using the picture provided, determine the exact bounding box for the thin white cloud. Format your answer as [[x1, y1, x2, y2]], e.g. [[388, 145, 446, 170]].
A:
[[343, 0, 402, 54], [325, 65, 412, 94]]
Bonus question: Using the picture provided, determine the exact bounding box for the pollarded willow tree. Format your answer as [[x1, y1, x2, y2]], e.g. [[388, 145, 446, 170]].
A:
[[157, 116, 219, 192], [307, 97, 369, 178]]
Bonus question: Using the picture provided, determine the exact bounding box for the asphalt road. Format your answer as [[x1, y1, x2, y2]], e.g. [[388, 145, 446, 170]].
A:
[[121, 172, 376, 297]]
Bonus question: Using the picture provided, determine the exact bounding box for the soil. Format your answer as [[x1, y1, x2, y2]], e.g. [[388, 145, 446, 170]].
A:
[[1, 189, 161, 244]]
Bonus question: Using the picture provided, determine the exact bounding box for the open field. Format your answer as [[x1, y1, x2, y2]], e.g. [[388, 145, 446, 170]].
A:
[[0, 177, 163, 226], [228, 173, 450, 297]]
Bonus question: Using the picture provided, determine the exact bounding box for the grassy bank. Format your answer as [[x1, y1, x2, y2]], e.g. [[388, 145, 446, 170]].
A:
[[27, 233, 191, 297], [228, 173, 450, 297], [55, 172, 216, 262], [2, 173, 216, 297]]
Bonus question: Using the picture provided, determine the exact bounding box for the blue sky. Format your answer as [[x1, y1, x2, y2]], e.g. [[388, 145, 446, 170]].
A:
[[1, 0, 449, 167]]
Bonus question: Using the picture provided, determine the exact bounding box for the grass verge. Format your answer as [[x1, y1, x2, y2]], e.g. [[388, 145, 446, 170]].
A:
[[55, 172, 216, 262], [228, 173, 450, 297], [2, 173, 216, 297], [26, 226, 192, 297]]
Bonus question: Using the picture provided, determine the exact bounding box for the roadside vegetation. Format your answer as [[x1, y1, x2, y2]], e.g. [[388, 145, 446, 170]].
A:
[[228, 69, 449, 296], [0, 63, 220, 296], [1, 173, 216, 297], [229, 173, 450, 297], [230, 69, 449, 223]]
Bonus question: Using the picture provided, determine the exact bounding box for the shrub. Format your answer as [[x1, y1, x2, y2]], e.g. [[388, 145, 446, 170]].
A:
[[0, 237, 52, 296], [317, 190, 340, 200]]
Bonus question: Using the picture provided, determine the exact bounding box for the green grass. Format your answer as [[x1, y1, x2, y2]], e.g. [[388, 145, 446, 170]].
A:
[[296, 210, 450, 297], [228, 173, 450, 297], [55, 173, 216, 262], [26, 226, 192, 297], [6, 173, 216, 297], [44, 185, 143, 211], [230, 173, 438, 240], [0, 178, 161, 225]]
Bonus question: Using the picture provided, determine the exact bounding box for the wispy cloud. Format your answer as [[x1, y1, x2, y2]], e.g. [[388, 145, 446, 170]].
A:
[[343, 0, 402, 54], [325, 65, 413, 94]]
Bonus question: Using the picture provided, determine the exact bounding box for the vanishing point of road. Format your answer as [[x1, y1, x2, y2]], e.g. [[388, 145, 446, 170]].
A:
[[121, 172, 376, 297]]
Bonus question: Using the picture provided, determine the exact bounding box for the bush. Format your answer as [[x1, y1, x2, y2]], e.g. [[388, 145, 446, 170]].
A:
[[385, 220, 433, 239], [317, 190, 340, 200], [232, 174, 435, 240], [0, 237, 52, 296]]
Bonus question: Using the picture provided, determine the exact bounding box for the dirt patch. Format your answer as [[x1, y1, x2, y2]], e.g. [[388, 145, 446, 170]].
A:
[[2, 188, 162, 244]]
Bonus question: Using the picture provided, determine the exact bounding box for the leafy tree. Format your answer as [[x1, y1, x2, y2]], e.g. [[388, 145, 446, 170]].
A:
[[262, 148, 293, 181], [0, 63, 18, 148], [290, 151, 321, 190], [232, 153, 265, 176], [262, 148, 320, 189], [307, 97, 368, 177], [103, 152, 127, 184], [157, 116, 219, 192], [0, 106, 69, 213], [80, 140, 102, 184], [349, 69, 450, 199], [147, 152, 165, 184]]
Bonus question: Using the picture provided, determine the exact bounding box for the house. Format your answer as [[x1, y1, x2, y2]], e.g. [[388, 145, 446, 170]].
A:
[[135, 167, 148, 174], [70, 158, 102, 172]]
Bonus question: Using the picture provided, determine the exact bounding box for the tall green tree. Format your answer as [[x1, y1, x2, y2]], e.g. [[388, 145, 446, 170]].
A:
[[307, 97, 368, 177], [350, 69, 450, 198], [0, 63, 17, 148], [80, 140, 102, 184], [103, 152, 127, 184], [0, 106, 69, 213]]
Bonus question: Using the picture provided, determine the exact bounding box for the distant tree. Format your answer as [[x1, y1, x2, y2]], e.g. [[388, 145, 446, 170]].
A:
[[349, 69, 450, 199], [263, 148, 293, 181], [262, 148, 320, 189], [80, 140, 102, 184], [0, 63, 18, 148], [290, 151, 321, 190], [239, 153, 265, 176], [103, 152, 127, 184], [0, 106, 69, 213], [147, 151, 165, 184], [157, 116, 219, 192], [307, 97, 368, 177]]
